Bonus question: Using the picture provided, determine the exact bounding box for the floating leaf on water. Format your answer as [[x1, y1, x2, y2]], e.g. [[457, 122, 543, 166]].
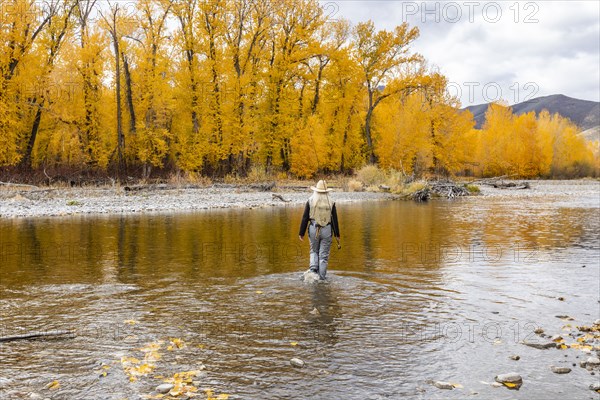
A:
[[145, 351, 161, 362], [290, 341, 299, 346], [169, 338, 185, 349], [216, 394, 230, 399], [503, 382, 518, 388], [140, 341, 162, 352], [255, 290, 264, 294], [124, 319, 137, 325], [560, 344, 568, 350], [46, 380, 60, 390], [121, 356, 141, 365], [135, 363, 155, 375], [197, 344, 205, 349]]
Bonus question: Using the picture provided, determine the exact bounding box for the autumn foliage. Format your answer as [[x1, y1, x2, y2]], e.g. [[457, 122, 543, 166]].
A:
[[0, 0, 597, 181]]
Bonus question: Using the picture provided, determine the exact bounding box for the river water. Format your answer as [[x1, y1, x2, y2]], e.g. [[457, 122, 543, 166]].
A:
[[1, 182, 599, 399]]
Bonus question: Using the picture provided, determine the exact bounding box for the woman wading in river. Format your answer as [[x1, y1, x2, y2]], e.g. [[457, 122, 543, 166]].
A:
[[298, 180, 341, 280]]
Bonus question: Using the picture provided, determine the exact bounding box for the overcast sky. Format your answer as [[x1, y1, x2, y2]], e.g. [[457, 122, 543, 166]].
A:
[[326, 0, 600, 106]]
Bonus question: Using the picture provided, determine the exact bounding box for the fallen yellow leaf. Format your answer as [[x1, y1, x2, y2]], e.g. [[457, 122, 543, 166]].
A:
[[503, 382, 517, 388], [46, 380, 60, 390], [121, 356, 140, 365], [290, 342, 298, 346], [124, 319, 137, 325], [255, 290, 264, 294], [169, 338, 185, 349]]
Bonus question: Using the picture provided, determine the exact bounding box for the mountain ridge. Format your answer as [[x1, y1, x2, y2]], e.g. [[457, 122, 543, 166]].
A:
[[463, 94, 600, 133]]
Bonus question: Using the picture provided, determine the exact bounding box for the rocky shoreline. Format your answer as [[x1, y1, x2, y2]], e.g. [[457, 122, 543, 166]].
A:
[[0, 179, 597, 219], [0, 184, 392, 219]]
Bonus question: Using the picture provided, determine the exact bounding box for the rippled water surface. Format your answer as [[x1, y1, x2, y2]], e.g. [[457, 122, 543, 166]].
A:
[[1, 182, 599, 399]]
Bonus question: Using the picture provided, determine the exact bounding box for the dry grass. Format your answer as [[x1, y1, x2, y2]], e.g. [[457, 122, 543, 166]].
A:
[[356, 165, 386, 186], [347, 179, 363, 192], [395, 180, 428, 196]]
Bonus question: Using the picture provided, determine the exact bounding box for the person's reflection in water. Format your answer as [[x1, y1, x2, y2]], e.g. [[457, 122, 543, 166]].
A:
[[306, 283, 341, 345]]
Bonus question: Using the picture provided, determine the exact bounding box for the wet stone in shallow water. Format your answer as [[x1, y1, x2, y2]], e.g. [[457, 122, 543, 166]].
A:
[[550, 366, 571, 374], [156, 383, 174, 394], [290, 358, 305, 368], [431, 381, 454, 390], [522, 340, 557, 349], [495, 373, 523, 389]]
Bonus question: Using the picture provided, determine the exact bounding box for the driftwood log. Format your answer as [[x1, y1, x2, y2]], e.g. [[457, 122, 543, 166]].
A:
[[470, 175, 531, 190], [410, 181, 470, 202], [0, 330, 75, 343], [272, 193, 291, 202], [0, 181, 40, 189]]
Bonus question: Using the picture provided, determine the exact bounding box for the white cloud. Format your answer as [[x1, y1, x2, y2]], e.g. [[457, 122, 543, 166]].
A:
[[329, 0, 600, 106]]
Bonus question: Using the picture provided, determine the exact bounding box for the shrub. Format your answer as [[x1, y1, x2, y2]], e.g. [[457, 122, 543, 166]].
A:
[[347, 179, 363, 192], [356, 165, 386, 186], [465, 184, 481, 194]]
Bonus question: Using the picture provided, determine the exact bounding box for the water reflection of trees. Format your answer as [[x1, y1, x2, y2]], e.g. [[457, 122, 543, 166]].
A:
[[0, 200, 594, 287]]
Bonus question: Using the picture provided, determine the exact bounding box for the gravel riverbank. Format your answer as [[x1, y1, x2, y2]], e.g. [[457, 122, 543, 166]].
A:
[[1, 179, 597, 219], [0, 184, 391, 218]]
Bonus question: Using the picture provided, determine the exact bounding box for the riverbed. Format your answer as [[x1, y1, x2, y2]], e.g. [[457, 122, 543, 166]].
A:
[[0, 181, 599, 399]]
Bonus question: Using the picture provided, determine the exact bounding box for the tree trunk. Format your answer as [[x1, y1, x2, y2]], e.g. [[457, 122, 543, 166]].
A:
[[20, 101, 43, 169], [122, 53, 136, 134], [364, 108, 376, 164], [113, 31, 124, 176]]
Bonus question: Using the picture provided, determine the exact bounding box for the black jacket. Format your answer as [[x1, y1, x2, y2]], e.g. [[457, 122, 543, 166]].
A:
[[298, 201, 340, 238]]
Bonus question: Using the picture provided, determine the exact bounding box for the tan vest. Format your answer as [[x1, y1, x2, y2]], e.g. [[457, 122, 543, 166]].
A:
[[309, 193, 332, 226]]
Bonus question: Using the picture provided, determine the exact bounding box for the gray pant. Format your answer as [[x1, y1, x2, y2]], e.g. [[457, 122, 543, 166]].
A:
[[308, 223, 332, 280]]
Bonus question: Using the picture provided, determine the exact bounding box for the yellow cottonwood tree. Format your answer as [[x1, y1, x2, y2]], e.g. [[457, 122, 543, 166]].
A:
[[352, 20, 422, 164]]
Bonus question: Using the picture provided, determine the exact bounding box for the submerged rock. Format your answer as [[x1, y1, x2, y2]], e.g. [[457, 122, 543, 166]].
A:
[[430, 381, 454, 390], [155, 383, 174, 394], [290, 358, 305, 368], [550, 365, 571, 374], [590, 382, 600, 391], [495, 373, 523, 389], [534, 327, 544, 334], [581, 357, 600, 369], [522, 340, 557, 349], [309, 307, 320, 316]]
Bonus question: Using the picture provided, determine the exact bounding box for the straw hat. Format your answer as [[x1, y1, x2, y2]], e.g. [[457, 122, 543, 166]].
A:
[[310, 180, 333, 193]]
